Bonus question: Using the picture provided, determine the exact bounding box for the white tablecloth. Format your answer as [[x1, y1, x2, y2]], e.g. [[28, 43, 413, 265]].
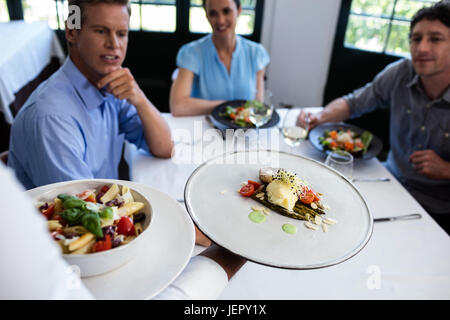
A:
[[125, 110, 450, 299], [0, 21, 65, 124]]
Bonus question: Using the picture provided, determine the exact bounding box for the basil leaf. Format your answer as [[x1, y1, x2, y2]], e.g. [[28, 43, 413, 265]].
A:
[[99, 207, 113, 220], [81, 211, 103, 238], [57, 194, 79, 203], [60, 208, 85, 225], [63, 198, 87, 210]]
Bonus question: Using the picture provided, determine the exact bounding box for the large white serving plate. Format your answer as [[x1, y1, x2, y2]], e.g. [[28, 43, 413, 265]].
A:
[[185, 150, 373, 269], [26, 179, 195, 299]]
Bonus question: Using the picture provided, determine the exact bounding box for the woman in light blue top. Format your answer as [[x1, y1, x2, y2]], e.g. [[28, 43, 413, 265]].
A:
[[170, 0, 270, 116]]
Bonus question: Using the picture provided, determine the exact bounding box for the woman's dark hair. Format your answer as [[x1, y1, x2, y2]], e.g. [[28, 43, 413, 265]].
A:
[[202, 0, 241, 9], [410, 0, 450, 32]]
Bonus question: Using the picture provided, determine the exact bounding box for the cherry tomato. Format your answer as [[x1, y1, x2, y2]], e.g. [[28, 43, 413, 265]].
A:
[[41, 204, 55, 220], [299, 190, 315, 204], [240, 183, 255, 197], [329, 130, 338, 139], [344, 141, 354, 151], [247, 180, 261, 189], [117, 216, 135, 236], [84, 194, 96, 203], [309, 189, 321, 202], [92, 235, 112, 253], [229, 113, 237, 120]]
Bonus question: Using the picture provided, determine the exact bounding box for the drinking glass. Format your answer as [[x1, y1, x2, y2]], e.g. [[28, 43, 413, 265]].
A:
[[248, 90, 274, 148], [324, 150, 354, 179], [280, 108, 309, 154]]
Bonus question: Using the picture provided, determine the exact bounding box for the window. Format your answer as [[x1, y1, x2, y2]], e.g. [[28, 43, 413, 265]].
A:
[[7, 0, 261, 37], [344, 0, 440, 56], [22, 0, 67, 29], [130, 0, 176, 32], [1, 0, 9, 22], [20, 0, 177, 33], [189, 0, 257, 35]]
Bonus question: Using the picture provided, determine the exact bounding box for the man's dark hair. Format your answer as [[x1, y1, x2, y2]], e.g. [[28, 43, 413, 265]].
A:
[[202, 0, 241, 9], [68, 0, 131, 25], [410, 0, 450, 32]]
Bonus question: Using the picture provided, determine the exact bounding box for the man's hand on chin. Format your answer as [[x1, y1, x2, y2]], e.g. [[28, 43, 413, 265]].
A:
[[97, 67, 146, 107]]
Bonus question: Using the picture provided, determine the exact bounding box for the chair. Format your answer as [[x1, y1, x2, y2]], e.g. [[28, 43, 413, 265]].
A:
[[0, 150, 8, 165]]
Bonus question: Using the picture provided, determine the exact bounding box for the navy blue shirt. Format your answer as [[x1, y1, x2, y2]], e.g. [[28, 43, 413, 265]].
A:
[[343, 59, 450, 214]]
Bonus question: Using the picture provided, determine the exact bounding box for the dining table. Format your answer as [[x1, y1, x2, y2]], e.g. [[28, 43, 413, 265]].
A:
[[123, 108, 450, 300], [0, 21, 65, 124]]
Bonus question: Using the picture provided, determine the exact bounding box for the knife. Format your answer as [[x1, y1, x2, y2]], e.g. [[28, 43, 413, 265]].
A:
[[352, 178, 390, 182], [374, 213, 422, 223]]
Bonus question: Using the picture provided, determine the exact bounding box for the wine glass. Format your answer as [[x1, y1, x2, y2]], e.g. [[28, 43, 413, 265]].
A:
[[280, 108, 309, 154], [324, 150, 354, 179], [248, 90, 274, 148]]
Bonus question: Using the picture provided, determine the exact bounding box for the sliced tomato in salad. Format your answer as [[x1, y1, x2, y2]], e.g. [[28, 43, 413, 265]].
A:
[[92, 235, 112, 252], [240, 183, 255, 197], [77, 190, 97, 203], [41, 204, 55, 220], [117, 216, 136, 236]]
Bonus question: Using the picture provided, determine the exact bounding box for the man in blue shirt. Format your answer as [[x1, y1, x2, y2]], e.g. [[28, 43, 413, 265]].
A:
[[298, 1, 450, 233], [8, 0, 173, 190]]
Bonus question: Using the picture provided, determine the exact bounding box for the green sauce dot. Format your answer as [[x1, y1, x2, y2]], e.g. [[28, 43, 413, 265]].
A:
[[282, 223, 297, 234], [248, 210, 266, 223]]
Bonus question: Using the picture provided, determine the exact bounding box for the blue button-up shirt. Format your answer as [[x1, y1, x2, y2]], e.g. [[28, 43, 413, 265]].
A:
[[344, 58, 450, 214], [8, 57, 149, 189], [176, 34, 270, 100]]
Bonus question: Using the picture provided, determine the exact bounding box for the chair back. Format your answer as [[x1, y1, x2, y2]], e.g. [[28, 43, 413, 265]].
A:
[[0, 151, 8, 165]]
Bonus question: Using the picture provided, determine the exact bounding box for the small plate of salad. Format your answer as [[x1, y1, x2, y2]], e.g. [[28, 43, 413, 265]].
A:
[[210, 100, 280, 130], [308, 123, 383, 160]]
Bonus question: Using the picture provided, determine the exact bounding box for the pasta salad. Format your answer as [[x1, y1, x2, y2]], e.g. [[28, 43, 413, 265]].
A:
[[38, 183, 147, 255]]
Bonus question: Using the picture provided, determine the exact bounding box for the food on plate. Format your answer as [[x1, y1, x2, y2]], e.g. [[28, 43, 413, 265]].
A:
[[220, 100, 266, 127], [37, 183, 147, 254], [318, 128, 373, 156], [239, 168, 336, 229]]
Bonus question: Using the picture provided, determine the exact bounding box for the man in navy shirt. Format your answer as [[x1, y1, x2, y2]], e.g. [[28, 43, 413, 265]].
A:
[[298, 1, 450, 232]]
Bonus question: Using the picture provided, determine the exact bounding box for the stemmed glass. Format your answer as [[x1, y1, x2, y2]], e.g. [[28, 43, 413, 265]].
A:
[[248, 90, 274, 149], [324, 150, 354, 180], [280, 108, 309, 154]]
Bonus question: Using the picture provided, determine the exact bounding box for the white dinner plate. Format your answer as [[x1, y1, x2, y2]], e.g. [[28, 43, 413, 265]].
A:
[[26, 179, 195, 299], [184, 150, 373, 269]]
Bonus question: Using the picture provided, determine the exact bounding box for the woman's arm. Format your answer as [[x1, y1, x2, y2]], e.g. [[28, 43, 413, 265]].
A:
[[255, 68, 266, 101], [169, 68, 225, 116]]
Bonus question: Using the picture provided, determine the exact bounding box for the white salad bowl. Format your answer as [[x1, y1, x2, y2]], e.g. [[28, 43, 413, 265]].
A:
[[31, 179, 153, 277]]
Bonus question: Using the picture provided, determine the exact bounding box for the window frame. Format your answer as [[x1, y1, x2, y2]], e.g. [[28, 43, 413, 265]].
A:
[[343, 0, 439, 56], [11, 0, 264, 41]]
